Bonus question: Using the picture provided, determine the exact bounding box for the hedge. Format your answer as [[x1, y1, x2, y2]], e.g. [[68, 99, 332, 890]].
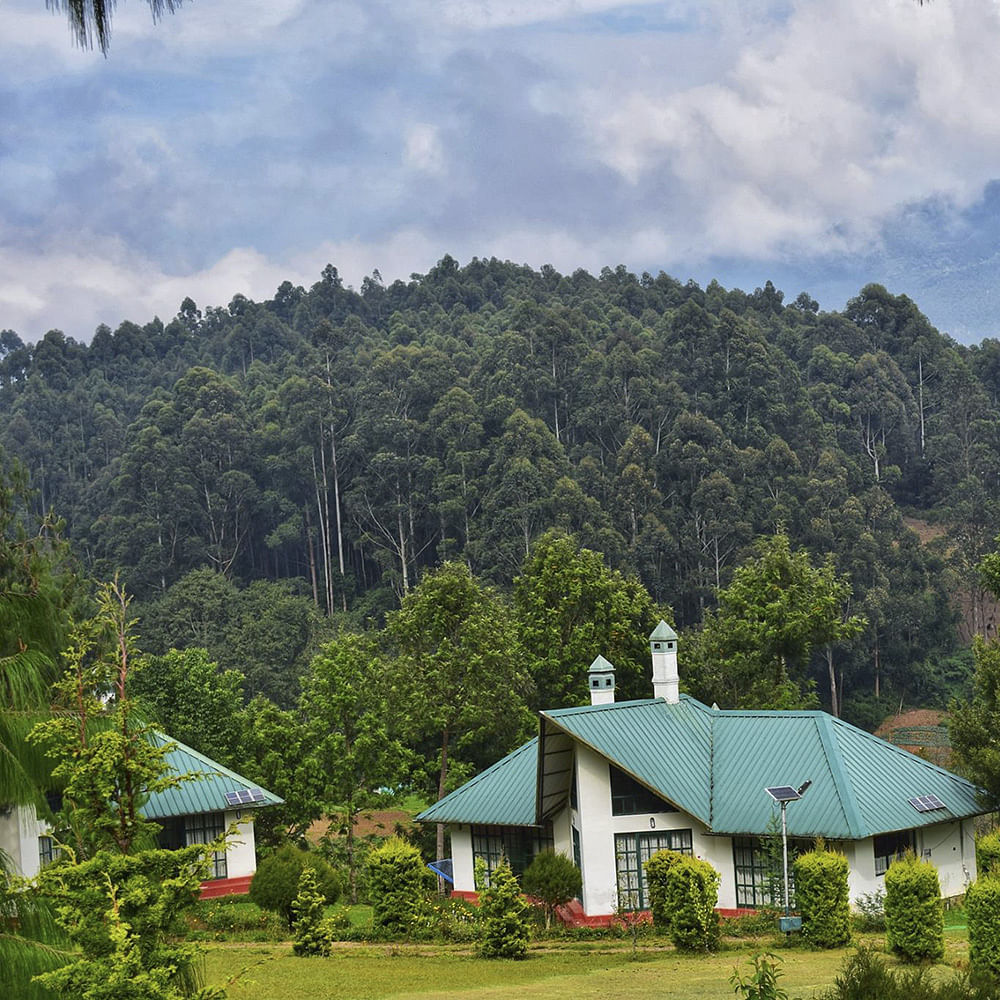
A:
[[884, 854, 944, 963], [793, 848, 851, 948]]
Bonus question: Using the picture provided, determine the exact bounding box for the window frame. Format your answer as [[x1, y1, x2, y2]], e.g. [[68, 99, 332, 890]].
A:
[[874, 829, 916, 877], [185, 812, 228, 880], [614, 829, 692, 911]]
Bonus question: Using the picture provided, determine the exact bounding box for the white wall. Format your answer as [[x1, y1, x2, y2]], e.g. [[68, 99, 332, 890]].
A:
[[223, 810, 258, 878], [846, 820, 975, 903], [450, 826, 475, 892], [1, 805, 48, 879]]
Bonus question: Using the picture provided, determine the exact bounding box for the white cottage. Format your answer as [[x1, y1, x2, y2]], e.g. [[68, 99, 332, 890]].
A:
[[1, 732, 282, 898], [419, 623, 986, 920]]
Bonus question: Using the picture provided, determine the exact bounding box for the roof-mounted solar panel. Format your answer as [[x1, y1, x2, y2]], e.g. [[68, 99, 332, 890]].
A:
[[224, 788, 267, 807], [766, 785, 801, 802], [908, 794, 946, 813]]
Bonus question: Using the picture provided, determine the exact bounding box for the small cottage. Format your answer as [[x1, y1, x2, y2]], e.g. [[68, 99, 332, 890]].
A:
[[419, 623, 985, 919], [1, 732, 282, 898]]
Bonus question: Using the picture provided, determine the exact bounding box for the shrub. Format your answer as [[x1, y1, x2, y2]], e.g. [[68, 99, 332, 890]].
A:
[[729, 952, 789, 1000], [249, 845, 341, 928], [476, 858, 531, 959], [521, 850, 581, 929], [884, 854, 944, 963], [192, 898, 285, 940], [644, 849, 684, 931], [366, 836, 433, 935], [792, 848, 850, 948], [818, 945, 996, 1000], [659, 853, 720, 952], [967, 875, 1000, 979], [852, 890, 886, 932], [976, 829, 1000, 878], [291, 867, 332, 957]]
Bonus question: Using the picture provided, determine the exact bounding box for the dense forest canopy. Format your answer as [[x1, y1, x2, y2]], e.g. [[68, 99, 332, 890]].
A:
[[2, 257, 997, 729]]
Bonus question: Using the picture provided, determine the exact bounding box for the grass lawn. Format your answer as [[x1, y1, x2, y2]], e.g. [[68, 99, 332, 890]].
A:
[[203, 940, 887, 999]]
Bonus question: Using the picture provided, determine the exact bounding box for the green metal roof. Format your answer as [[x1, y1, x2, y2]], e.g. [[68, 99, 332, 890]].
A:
[[416, 738, 541, 827], [143, 732, 283, 820], [420, 696, 985, 839]]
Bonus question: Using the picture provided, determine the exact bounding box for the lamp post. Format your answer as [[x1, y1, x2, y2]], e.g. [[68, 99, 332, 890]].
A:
[[765, 780, 811, 931]]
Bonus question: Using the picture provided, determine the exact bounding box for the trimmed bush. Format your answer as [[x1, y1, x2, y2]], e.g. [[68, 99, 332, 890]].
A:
[[976, 829, 1000, 878], [660, 853, 720, 952], [291, 866, 332, 956], [792, 848, 850, 948], [476, 858, 531, 959], [967, 875, 1000, 979], [521, 850, 581, 929], [884, 854, 944, 963], [249, 845, 341, 928], [644, 849, 684, 931], [366, 835, 433, 935]]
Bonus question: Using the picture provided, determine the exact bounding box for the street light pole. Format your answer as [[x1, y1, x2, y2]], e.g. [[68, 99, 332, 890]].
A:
[[765, 779, 812, 931]]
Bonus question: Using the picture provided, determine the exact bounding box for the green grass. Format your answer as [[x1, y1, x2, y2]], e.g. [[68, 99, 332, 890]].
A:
[[201, 941, 877, 999]]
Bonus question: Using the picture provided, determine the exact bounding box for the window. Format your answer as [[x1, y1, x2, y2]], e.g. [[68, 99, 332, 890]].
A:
[[732, 836, 810, 908], [615, 829, 692, 910], [471, 823, 554, 886], [38, 836, 58, 867], [874, 830, 915, 877], [610, 764, 676, 816], [185, 812, 228, 880]]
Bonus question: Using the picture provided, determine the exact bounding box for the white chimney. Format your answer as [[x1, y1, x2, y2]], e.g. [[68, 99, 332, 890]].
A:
[[650, 620, 679, 703], [588, 654, 615, 705]]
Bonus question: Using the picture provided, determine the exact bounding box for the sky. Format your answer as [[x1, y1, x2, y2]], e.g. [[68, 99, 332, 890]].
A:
[[3, 0, 1000, 345]]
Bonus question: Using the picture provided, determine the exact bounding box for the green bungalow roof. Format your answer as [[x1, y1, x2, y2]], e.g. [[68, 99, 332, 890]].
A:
[[142, 732, 284, 821], [420, 696, 985, 839], [417, 738, 540, 827]]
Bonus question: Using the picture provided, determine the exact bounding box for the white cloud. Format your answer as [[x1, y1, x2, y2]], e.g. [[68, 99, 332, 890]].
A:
[[403, 123, 447, 175], [583, 0, 1000, 259]]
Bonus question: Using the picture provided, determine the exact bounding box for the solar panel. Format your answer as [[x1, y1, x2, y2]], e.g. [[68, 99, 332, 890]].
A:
[[224, 788, 267, 807], [908, 794, 946, 813], [766, 785, 801, 802]]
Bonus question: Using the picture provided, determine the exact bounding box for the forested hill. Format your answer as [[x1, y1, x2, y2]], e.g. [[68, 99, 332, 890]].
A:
[[2, 258, 999, 726]]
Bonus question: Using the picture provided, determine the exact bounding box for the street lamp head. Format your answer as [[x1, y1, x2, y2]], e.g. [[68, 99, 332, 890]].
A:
[[796, 779, 812, 797]]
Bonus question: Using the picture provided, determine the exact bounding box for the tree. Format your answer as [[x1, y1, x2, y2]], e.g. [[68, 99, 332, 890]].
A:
[[476, 859, 530, 959], [513, 531, 667, 708], [520, 850, 581, 929], [299, 632, 412, 902], [27, 579, 225, 999], [685, 533, 865, 710], [948, 637, 1000, 808], [29, 579, 183, 857], [129, 648, 245, 767], [386, 562, 532, 867]]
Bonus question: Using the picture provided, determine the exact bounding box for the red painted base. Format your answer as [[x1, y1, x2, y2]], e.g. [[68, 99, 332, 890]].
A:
[[199, 875, 253, 899]]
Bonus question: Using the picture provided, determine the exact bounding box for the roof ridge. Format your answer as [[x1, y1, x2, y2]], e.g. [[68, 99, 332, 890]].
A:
[[813, 714, 866, 838]]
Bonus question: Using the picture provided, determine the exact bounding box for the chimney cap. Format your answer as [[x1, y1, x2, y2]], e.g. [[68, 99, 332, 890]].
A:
[[589, 654, 615, 674], [649, 620, 677, 642]]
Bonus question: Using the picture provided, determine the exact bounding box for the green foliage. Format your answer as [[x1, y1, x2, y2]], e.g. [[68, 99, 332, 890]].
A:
[[249, 846, 341, 929], [33, 846, 221, 1000], [643, 848, 684, 930], [729, 953, 789, 1000], [685, 532, 865, 710], [884, 854, 944, 962], [28, 579, 182, 857], [190, 898, 285, 941], [949, 639, 1000, 809], [520, 849, 581, 928], [791, 848, 850, 948], [291, 867, 332, 957], [300, 630, 412, 903], [977, 829, 1000, 877], [129, 648, 245, 767], [966, 875, 1000, 979], [655, 852, 720, 952], [512, 530, 669, 707], [476, 858, 531, 959], [817, 945, 996, 1000], [366, 836, 432, 935], [852, 889, 886, 932]]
